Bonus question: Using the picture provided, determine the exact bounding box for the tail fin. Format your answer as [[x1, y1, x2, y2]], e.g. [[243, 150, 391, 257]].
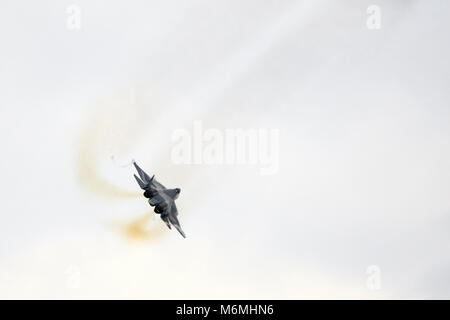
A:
[[134, 174, 148, 190], [133, 162, 153, 184]]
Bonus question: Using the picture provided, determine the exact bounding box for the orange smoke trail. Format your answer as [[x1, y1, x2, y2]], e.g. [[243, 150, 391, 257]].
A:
[[75, 94, 170, 242], [76, 113, 140, 199], [122, 212, 167, 242]]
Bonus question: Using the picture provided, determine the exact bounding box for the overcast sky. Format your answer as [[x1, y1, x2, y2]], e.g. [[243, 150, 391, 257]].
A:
[[0, 0, 449, 299]]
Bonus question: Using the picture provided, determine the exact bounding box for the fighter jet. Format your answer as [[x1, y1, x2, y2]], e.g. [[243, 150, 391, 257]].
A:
[[133, 161, 186, 238]]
